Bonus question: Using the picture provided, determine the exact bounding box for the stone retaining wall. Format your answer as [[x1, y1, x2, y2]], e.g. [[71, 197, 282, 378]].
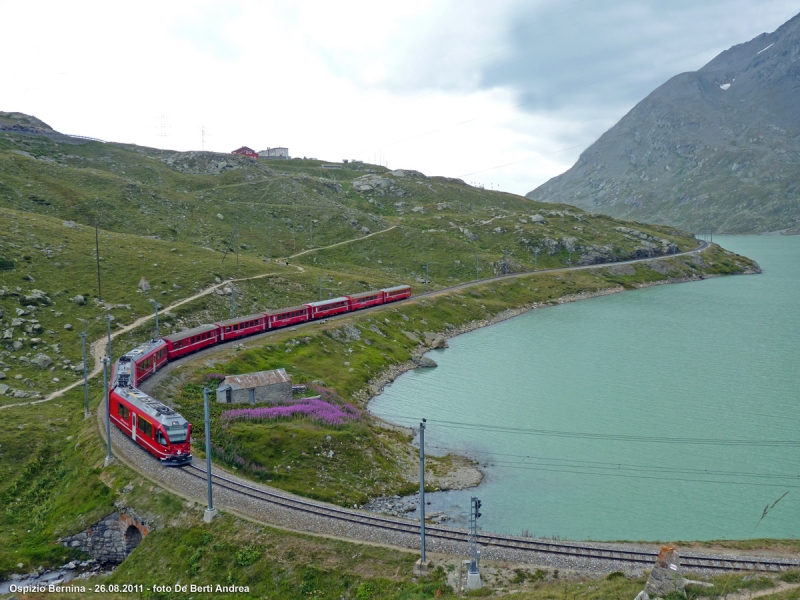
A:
[[59, 508, 153, 565]]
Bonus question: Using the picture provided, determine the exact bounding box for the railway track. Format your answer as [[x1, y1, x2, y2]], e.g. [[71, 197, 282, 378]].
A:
[[183, 464, 798, 573]]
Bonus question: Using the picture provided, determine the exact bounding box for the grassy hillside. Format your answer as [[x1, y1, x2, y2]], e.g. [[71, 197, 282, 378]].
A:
[[0, 207, 402, 404], [0, 116, 770, 594], [1, 119, 696, 285]]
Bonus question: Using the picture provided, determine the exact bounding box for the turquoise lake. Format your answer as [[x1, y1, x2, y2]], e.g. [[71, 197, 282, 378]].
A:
[[368, 236, 800, 541]]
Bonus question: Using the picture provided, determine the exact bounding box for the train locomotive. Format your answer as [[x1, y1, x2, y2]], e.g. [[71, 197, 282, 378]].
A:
[[108, 284, 412, 465]]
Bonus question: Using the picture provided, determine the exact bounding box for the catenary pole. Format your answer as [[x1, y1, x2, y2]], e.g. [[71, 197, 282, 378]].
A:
[[103, 358, 114, 466], [80, 332, 90, 417], [95, 222, 102, 302], [152, 300, 159, 339], [105, 314, 113, 364], [203, 387, 217, 522], [419, 418, 427, 564]]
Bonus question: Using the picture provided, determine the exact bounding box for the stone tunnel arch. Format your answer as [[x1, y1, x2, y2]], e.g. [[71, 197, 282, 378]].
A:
[[124, 525, 143, 553]]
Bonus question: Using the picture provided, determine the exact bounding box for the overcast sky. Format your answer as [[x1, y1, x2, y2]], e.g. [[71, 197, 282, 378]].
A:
[[2, 0, 797, 195]]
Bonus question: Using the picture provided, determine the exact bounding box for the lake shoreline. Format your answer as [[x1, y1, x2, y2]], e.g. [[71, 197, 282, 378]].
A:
[[361, 274, 726, 495]]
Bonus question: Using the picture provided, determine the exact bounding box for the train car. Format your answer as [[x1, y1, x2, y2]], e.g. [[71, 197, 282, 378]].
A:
[[115, 339, 168, 388], [109, 386, 192, 465], [162, 324, 220, 360], [264, 305, 309, 329], [217, 313, 267, 342], [346, 290, 385, 311], [306, 297, 350, 320], [381, 284, 412, 303]]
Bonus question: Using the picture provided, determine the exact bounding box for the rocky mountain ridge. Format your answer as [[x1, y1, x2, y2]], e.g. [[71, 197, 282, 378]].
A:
[[526, 12, 800, 234]]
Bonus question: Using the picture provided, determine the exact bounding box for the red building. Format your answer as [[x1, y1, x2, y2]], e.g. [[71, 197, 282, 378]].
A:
[[232, 146, 258, 158]]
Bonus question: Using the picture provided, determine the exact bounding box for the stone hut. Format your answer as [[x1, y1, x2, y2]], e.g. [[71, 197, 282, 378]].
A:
[[216, 368, 292, 405]]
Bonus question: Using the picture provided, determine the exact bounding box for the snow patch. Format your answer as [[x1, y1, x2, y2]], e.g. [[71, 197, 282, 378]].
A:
[[719, 83, 731, 90], [757, 43, 774, 55]]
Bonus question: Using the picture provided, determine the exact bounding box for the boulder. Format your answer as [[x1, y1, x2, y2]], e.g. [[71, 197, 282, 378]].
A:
[[2, 329, 12, 340], [217, 213, 224, 220], [138, 277, 150, 292], [423, 332, 448, 349], [72, 295, 86, 305], [530, 214, 546, 223], [20, 289, 50, 305], [0, 371, 6, 379], [0, 383, 9, 395], [643, 547, 685, 598], [403, 330, 421, 344], [32, 354, 53, 369], [12, 341, 23, 351], [412, 356, 438, 368], [63, 220, 77, 228], [64, 323, 73, 330]]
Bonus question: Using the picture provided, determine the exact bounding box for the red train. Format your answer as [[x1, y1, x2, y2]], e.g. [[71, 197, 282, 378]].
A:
[[109, 284, 412, 465]]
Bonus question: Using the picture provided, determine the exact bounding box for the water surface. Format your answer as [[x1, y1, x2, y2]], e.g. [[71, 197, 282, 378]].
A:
[[369, 236, 800, 541]]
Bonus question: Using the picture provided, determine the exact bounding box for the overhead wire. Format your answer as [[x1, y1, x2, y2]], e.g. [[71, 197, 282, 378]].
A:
[[425, 445, 800, 481], [375, 413, 800, 447]]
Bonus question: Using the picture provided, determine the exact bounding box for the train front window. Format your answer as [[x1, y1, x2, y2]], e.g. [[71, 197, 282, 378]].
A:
[[166, 423, 188, 444]]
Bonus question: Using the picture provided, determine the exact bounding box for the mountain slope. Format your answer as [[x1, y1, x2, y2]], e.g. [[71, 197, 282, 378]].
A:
[[0, 111, 697, 284], [526, 12, 800, 234]]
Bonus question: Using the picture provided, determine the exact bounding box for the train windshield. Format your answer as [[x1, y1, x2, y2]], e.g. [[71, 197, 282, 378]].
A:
[[166, 423, 188, 444]]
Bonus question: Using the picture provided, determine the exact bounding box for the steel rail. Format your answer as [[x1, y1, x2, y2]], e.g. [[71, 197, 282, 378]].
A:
[[183, 464, 798, 572]]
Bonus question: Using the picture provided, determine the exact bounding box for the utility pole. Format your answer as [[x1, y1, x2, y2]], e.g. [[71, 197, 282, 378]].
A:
[[80, 332, 90, 417], [416, 418, 430, 572], [106, 314, 113, 364], [95, 222, 102, 302], [103, 358, 114, 467], [203, 387, 217, 522], [151, 300, 160, 339]]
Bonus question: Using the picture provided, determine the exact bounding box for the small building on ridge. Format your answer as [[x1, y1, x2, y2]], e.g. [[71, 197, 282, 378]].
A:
[[232, 146, 258, 158], [258, 147, 289, 159]]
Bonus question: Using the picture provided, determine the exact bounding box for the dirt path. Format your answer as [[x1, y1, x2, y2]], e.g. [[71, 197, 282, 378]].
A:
[[1, 239, 710, 411], [716, 581, 800, 599], [285, 225, 398, 259]]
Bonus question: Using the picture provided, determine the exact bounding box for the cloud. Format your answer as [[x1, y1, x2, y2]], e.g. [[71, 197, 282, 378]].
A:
[[170, 0, 243, 61], [479, 1, 800, 119], [1, 0, 798, 197]]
